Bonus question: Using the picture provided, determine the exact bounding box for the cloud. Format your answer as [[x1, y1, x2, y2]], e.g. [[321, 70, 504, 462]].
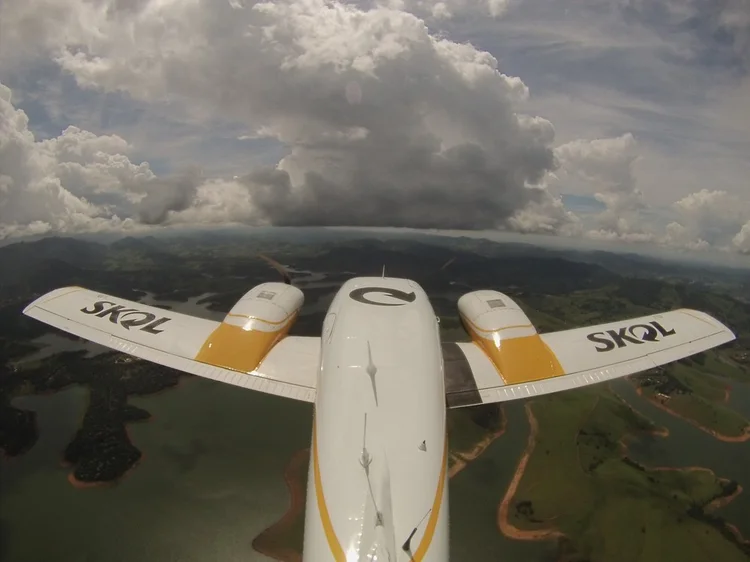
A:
[[236, 139, 558, 230], [733, 221, 750, 253], [674, 189, 743, 230], [162, 178, 259, 226], [372, 0, 510, 20], [0, 0, 570, 233], [666, 189, 750, 250], [137, 169, 203, 225], [507, 194, 583, 236], [619, 0, 750, 70], [553, 137, 750, 250], [0, 0, 748, 255], [442, 0, 750, 210], [661, 221, 709, 251], [554, 133, 650, 238], [0, 81, 151, 238], [0, 80, 233, 238]]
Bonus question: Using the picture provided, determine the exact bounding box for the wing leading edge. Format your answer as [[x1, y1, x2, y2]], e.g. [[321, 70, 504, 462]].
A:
[[23, 287, 319, 402], [444, 309, 735, 408]]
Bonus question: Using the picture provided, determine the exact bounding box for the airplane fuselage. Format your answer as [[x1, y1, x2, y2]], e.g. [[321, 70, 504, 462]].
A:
[[303, 277, 449, 561]]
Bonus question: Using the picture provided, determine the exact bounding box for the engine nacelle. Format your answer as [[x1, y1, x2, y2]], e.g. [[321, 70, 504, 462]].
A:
[[195, 282, 303, 373], [457, 290, 563, 384], [457, 290, 536, 340], [224, 282, 304, 329]]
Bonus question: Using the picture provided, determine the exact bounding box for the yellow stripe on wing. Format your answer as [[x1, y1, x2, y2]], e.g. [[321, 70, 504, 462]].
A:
[[193, 312, 297, 373], [464, 323, 565, 384]]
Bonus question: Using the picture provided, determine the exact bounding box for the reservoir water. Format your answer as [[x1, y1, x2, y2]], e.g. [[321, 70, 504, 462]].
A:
[[611, 378, 750, 540]]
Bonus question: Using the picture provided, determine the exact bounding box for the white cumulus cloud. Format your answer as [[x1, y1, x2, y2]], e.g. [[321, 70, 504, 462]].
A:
[[665, 189, 750, 251], [0, 82, 151, 238], [554, 133, 651, 239], [733, 221, 750, 254], [0, 0, 570, 232]]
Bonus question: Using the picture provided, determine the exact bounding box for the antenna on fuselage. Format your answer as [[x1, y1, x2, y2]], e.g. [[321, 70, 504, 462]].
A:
[[366, 341, 379, 407], [359, 413, 384, 528], [381, 264, 386, 278], [402, 508, 432, 557], [359, 413, 372, 474]]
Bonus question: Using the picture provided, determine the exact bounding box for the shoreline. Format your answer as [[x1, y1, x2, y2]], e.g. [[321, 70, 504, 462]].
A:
[[707, 481, 750, 547], [610, 385, 670, 438], [631, 382, 750, 443], [253, 407, 511, 559], [449, 408, 507, 478], [497, 402, 563, 541], [252, 448, 310, 562], [497, 399, 749, 550], [65, 419, 150, 488], [709, 482, 744, 512], [252, 388, 749, 557], [66, 451, 146, 489]]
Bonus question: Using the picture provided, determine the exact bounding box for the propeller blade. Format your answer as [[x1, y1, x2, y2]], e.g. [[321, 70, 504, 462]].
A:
[[439, 257, 456, 271], [257, 253, 293, 285]]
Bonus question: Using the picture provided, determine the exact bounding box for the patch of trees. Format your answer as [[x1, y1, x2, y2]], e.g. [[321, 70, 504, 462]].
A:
[[621, 456, 646, 472], [469, 403, 503, 432], [0, 404, 37, 456], [514, 500, 543, 523], [635, 372, 690, 396], [686, 499, 750, 556], [2, 351, 180, 483]]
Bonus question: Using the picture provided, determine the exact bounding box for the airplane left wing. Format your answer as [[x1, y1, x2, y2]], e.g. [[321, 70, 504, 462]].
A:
[[23, 287, 319, 402], [444, 309, 735, 408]]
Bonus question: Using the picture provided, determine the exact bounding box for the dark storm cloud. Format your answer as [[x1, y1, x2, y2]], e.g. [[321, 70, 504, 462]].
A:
[[137, 169, 202, 225], [241, 139, 555, 230]]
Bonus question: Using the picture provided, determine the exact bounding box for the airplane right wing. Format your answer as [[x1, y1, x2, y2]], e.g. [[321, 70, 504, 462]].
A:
[[444, 308, 735, 408]]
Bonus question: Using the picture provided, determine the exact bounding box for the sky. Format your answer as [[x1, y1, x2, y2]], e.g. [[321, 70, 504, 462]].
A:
[[0, 0, 748, 256]]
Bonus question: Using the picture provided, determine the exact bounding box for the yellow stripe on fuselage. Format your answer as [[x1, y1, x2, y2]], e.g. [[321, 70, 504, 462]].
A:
[[311, 416, 448, 561], [312, 418, 347, 561], [411, 433, 448, 560]]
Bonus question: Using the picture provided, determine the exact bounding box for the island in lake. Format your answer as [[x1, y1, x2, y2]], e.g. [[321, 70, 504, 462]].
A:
[[3, 351, 181, 486]]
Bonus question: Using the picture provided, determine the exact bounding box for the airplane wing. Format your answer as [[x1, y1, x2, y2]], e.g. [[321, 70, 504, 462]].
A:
[[22, 287, 319, 402], [444, 309, 735, 408]]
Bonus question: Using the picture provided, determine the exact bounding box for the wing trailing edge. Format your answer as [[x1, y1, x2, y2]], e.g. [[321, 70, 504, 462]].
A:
[[444, 308, 735, 408]]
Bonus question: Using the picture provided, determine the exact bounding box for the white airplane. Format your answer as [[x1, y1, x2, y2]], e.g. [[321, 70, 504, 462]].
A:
[[23, 273, 735, 561]]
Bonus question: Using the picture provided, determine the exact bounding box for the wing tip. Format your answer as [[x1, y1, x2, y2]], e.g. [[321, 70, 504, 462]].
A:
[[23, 286, 84, 315], [678, 308, 737, 341]]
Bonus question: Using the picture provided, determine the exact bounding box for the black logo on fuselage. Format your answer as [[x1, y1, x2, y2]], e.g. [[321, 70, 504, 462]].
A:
[[587, 320, 676, 353], [349, 287, 416, 307], [81, 300, 171, 334]]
